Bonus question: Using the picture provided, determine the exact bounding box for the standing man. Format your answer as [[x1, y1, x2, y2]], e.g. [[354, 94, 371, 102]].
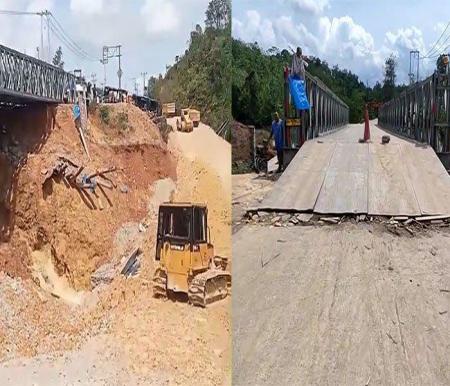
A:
[[291, 46, 309, 80], [269, 112, 284, 173]]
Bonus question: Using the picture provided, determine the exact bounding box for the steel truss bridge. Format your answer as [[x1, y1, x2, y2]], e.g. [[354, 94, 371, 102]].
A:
[[379, 71, 450, 157], [0, 43, 76, 106], [282, 69, 350, 166]]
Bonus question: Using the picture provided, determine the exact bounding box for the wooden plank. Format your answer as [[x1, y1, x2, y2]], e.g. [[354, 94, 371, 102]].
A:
[[368, 143, 421, 216], [401, 143, 450, 215], [415, 215, 450, 222], [314, 170, 368, 214], [314, 142, 368, 214], [262, 170, 327, 211], [259, 141, 335, 211]]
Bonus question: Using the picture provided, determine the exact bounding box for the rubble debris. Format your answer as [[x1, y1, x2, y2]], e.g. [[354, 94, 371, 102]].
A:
[[415, 215, 450, 222], [43, 155, 121, 209], [320, 217, 339, 224], [297, 213, 313, 223], [120, 248, 142, 277], [91, 262, 116, 286], [382, 135, 391, 144]]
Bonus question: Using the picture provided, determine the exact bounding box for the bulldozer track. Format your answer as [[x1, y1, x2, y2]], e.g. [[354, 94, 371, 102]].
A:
[[152, 268, 168, 299], [188, 269, 231, 307]]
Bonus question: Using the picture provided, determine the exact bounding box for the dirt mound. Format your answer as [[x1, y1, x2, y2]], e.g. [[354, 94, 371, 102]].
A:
[[168, 121, 231, 257], [89, 103, 163, 146], [0, 103, 175, 290], [231, 121, 253, 174]]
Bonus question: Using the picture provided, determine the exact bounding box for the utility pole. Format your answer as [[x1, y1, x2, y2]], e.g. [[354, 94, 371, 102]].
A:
[[409, 50, 420, 84], [45, 10, 50, 61], [141, 71, 147, 96], [102, 45, 122, 89], [40, 13, 44, 60]]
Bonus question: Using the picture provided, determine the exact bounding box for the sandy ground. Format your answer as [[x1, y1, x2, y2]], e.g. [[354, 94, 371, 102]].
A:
[[232, 179, 450, 385], [232, 173, 275, 232], [0, 110, 231, 385]]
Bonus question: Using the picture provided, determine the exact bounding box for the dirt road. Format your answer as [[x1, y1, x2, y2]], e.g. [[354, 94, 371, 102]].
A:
[[233, 222, 450, 385]]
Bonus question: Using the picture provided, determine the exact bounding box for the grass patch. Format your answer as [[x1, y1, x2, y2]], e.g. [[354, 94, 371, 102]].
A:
[[99, 105, 110, 125]]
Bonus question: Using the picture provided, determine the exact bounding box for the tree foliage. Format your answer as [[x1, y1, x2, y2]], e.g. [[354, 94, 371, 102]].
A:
[[232, 40, 407, 126], [52, 46, 64, 69], [153, 0, 231, 131], [205, 0, 230, 30]]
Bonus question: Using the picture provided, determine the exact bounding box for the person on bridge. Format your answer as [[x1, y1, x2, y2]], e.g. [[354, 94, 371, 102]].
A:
[[269, 112, 284, 173], [291, 47, 309, 80]]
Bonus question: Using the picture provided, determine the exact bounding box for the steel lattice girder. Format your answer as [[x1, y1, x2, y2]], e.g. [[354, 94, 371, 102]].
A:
[[0, 44, 76, 103]]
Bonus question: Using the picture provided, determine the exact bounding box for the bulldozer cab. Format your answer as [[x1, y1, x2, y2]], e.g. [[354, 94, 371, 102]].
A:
[[156, 203, 212, 292]]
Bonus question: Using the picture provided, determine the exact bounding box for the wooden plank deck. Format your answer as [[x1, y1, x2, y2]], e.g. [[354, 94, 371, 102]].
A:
[[257, 122, 450, 216]]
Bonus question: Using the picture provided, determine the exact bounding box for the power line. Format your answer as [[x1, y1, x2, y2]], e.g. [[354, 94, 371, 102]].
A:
[[48, 18, 94, 61], [423, 21, 450, 58], [0, 8, 98, 63], [48, 12, 97, 61]]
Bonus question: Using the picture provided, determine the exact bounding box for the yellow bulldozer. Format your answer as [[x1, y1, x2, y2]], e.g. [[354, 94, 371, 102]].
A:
[[176, 108, 194, 132], [152, 203, 231, 307]]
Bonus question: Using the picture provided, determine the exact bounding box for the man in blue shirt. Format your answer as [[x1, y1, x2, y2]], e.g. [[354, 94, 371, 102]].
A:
[[269, 112, 284, 172]]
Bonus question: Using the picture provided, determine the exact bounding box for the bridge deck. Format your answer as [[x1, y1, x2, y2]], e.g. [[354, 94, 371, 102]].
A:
[[258, 122, 450, 216]]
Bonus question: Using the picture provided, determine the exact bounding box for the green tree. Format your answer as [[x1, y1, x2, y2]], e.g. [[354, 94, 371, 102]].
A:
[[52, 46, 64, 69], [382, 54, 397, 101], [147, 76, 157, 98], [205, 0, 230, 30], [153, 0, 232, 132]]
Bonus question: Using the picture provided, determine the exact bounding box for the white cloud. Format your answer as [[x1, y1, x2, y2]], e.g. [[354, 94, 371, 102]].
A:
[[233, 9, 384, 84], [141, 0, 180, 35], [383, 27, 428, 82], [286, 0, 329, 15], [233, 10, 276, 46], [70, 0, 103, 15]]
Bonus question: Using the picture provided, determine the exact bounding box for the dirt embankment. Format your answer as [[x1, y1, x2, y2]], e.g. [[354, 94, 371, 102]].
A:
[[0, 103, 175, 290]]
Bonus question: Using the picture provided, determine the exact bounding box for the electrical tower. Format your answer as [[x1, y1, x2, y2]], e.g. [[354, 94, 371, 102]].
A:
[[409, 50, 420, 84], [102, 45, 122, 89]]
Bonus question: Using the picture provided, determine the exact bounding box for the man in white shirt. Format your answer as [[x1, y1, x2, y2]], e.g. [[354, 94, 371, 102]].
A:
[[291, 47, 309, 80]]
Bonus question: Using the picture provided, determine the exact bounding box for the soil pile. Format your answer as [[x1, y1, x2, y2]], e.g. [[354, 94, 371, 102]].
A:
[[0, 103, 175, 290]]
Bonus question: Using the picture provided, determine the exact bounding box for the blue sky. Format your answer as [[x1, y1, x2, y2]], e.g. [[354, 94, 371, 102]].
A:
[[233, 0, 450, 85], [0, 0, 209, 92]]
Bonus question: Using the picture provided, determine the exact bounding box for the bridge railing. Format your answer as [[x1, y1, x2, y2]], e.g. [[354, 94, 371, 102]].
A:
[[283, 69, 349, 150], [378, 71, 450, 153], [0, 44, 77, 103]]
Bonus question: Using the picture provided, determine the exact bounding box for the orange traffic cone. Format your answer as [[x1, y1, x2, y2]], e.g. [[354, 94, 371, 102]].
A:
[[363, 105, 370, 141]]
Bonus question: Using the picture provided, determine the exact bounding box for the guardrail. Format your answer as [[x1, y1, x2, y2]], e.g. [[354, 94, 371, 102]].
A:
[[378, 71, 450, 153], [283, 69, 349, 149], [282, 69, 349, 166], [0, 44, 76, 103]]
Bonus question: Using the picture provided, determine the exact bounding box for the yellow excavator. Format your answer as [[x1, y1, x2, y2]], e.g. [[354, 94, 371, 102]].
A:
[[152, 203, 231, 307]]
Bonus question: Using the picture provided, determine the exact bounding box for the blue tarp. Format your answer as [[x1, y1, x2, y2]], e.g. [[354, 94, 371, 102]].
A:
[[289, 75, 310, 110]]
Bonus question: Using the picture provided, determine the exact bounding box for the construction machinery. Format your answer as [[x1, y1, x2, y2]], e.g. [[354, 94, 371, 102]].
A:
[[162, 102, 176, 117], [176, 108, 194, 132], [189, 109, 201, 127], [152, 203, 231, 307]]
